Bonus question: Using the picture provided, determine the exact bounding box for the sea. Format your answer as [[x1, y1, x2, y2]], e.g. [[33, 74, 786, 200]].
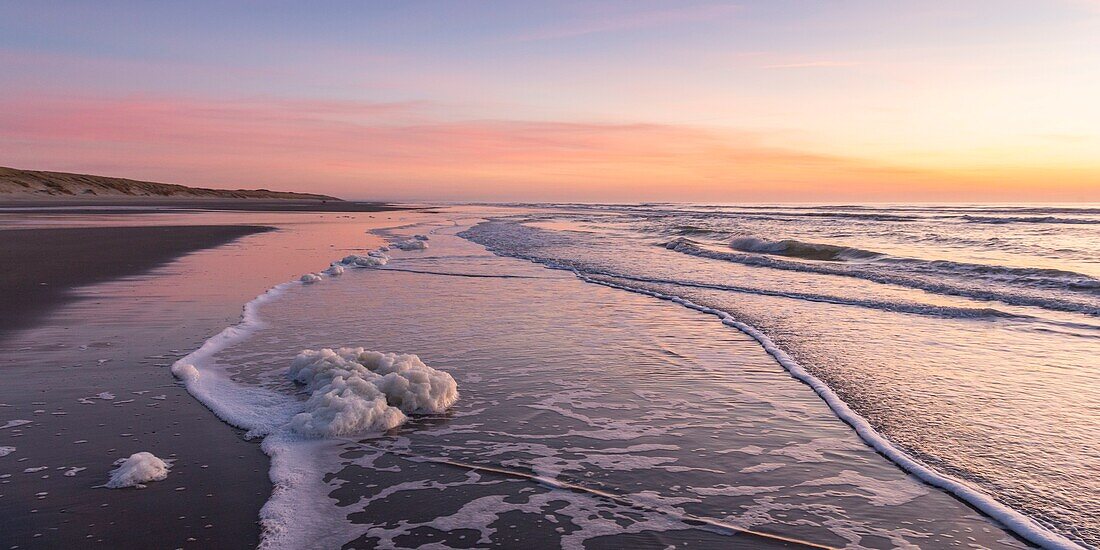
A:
[[3, 204, 1097, 549]]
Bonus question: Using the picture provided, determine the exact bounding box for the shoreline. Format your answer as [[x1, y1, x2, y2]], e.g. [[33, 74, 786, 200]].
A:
[[0, 225, 275, 341], [0, 198, 416, 214], [460, 222, 1086, 550], [177, 219, 1033, 549], [0, 209, 414, 548], [0, 224, 281, 548]]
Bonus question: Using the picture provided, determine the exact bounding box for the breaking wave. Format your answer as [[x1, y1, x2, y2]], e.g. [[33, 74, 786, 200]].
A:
[[729, 236, 883, 261], [458, 220, 1083, 550], [962, 215, 1100, 225], [665, 238, 1100, 315]]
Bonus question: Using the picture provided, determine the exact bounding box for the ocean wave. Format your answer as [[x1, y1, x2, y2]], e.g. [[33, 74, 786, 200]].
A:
[[567, 278, 1083, 550], [584, 272, 1020, 320], [459, 222, 1082, 550], [669, 224, 729, 237], [887, 256, 1100, 290], [729, 236, 883, 261], [463, 225, 1083, 321], [720, 237, 1096, 290], [961, 215, 1100, 225], [663, 238, 1100, 316]]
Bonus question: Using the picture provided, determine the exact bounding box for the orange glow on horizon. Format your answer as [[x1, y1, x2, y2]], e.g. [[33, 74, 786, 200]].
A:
[[1, 94, 1096, 202]]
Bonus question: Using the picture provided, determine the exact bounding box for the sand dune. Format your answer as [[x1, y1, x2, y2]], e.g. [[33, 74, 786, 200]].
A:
[[0, 166, 340, 201]]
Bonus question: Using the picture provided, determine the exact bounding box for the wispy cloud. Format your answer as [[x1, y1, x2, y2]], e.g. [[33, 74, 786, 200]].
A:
[[503, 3, 741, 42]]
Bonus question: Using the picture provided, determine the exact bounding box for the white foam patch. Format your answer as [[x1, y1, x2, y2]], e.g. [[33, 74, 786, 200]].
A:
[[340, 252, 388, 267], [105, 452, 170, 488], [769, 437, 858, 463], [716, 445, 764, 455], [798, 470, 930, 506], [322, 264, 345, 276], [287, 348, 459, 438], [690, 484, 783, 497], [739, 462, 785, 474], [166, 276, 462, 548], [1, 419, 31, 430], [390, 238, 428, 251], [358, 485, 693, 550], [0, 446, 15, 457], [300, 273, 322, 284], [171, 363, 200, 382]]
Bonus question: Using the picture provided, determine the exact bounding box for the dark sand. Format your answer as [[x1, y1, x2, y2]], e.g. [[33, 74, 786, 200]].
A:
[[0, 198, 414, 214], [0, 225, 274, 341], [0, 224, 278, 548]]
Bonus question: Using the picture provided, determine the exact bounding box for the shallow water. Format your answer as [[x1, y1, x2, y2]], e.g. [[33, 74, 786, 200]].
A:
[[180, 216, 1039, 549], [0, 210, 417, 547], [463, 204, 1100, 548], [4, 204, 1093, 549]]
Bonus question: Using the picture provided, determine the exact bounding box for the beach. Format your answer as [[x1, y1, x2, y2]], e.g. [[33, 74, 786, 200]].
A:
[[1, 203, 1095, 549], [3, 3, 1097, 548], [0, 224, 273, 338], [0, 205, 423, 547]]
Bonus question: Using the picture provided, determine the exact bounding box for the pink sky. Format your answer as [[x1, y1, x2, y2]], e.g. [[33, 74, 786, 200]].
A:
[[1, 1, 1098, 201]]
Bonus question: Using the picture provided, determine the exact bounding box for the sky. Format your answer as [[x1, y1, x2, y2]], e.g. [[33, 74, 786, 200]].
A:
[[1, 0, 1099, 202]]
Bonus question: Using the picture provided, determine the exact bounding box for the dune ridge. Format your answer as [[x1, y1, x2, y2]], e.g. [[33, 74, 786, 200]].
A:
[[0, 166, 340, 200]]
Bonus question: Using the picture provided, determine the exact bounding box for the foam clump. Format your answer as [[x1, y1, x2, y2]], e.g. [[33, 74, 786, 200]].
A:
[[171, 363, 200, 382], [390, 238, 428, 251], [105, 451, 170, 488], [286, 348, 458, 438], [323, 264, 345, 276], [300, 273, 323, 284], [341, 251, 389, 267]]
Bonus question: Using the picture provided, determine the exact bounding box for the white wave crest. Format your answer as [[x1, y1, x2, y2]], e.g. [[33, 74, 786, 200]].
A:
[[729, 236, 881, 261]]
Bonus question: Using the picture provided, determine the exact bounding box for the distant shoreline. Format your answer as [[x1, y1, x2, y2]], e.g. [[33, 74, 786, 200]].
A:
[[0, 197, 416, 213]]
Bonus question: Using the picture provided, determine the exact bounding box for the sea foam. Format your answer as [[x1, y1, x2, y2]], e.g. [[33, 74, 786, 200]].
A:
[[287, 348, 458, 437], [105, 452, 170, 488], [167, 243, 458, 548], [460, 221, 1084, 550], [341, 251, 389, 267], [389, 238, 429, 251]]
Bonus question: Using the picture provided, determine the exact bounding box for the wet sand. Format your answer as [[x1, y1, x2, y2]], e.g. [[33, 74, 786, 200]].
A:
[[0, 210, 420, 549], [0, 225, 274, 340], [0, 224, 277, 548]]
